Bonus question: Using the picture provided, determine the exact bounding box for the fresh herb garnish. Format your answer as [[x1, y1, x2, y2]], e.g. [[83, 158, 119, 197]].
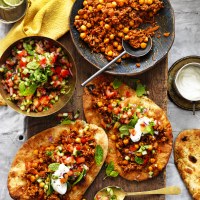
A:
[[23, 42, 34, 56], [119, 125, 133, 138], [48, 163, 60, 171], [61, 119, 73, 125], [112, 79, 122, 89], [132, 79, 147, 97], [134, 156, 144, 165], [27, 61, 39, 70], [46, 174, 54, 196], [128, 113, 138, 127], [19, 82, 37, 96], [72, 168, 86, 186], [95, 145, 104, 165], [104, 161, 119, 179], [46, 151, 53, 156]]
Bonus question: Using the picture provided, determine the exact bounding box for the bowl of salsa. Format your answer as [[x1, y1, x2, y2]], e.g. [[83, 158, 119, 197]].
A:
[[0, 36, 77, 117]]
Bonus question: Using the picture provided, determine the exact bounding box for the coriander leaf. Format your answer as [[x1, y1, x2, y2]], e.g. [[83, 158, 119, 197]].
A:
[[109, 171, 119, 177], [95, 145, 104, 165], [136, 83, 146, 97], [27, 61, 39, 69], [119, 125, 133, 138], [19, 82, 37, 96], [46, 174, 54, 196], [72, 168, 86, 186], [19, 82, 26, 94], [112, 79, 122, 89], [143, 125, 154, 135], [23, 43, 34, 56], [128, 113, 138, 127], [48, 163, 60, 171], [61, 119, 73, 125], [135, 156, 144, 165], [106, 161, 114, 176], [46, 151, 53, 156]]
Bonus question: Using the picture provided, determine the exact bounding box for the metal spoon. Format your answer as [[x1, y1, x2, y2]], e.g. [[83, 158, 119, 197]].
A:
[[94, 186, 181, 200], [81, 37, 152, 87]]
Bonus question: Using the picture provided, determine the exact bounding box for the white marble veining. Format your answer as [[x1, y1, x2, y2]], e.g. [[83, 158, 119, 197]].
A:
[[0, 1, 200, 199]]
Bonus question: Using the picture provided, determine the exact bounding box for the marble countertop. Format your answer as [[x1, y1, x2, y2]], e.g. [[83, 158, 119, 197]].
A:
[[0, 0, 200, 199]]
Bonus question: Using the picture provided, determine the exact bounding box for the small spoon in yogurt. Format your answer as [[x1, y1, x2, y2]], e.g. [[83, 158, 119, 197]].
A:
[[94, 186, 181, 200]]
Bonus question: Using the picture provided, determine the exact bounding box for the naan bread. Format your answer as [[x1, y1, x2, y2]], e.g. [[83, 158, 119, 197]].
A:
[[174, 129, 200, 200], [0, 93, 6, 106], [83, 75, 172, 181], [8, 120, 108, 200]]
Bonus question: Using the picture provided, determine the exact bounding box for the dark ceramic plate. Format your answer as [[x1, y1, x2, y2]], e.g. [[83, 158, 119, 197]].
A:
[[70, 0, 175, 75], [0, 36, 77, 117]]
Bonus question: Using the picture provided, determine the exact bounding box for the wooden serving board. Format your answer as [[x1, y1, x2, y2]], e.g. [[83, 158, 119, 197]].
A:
[[26, 32, 168, 200]]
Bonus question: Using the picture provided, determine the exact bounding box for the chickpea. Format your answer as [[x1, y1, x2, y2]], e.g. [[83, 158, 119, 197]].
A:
[[86, 23, 92, 28], [75, 137, 81, 143], [32, 162, 38, 168], [111, 134, 117, 141], [113, 41, 118, 47], [118, 0, 124, 6], [30, 175, 36, 182], [110, 34, 115, 39], [123, 27, 129, 34], [75, 15, 80, 20], [146, 0, 153, 4], [100, 21, 104, 26], [39, 182, 45, 188], [148, 166, 153, 171], [136, 152, 142, 157], [83, 1, 87, 6], [144, 37, 149, 42], [117, 58, 122, 62], [118, 32, 124, 37], [124, 35, 129, 40], [107, 50, 113, 56], [111, 1, 117, 7], [88, 6, 93, 11], [139, 0, 145, 4], [97, 4, 102, 10], [157, 164, 162, 170], [101, 47, 105, 52], [33, 149, 38, 155], [148, 145, 153, 151], [140, 42, 147, 49], [123, 138, 129, 145], [129, 20, 134, 26], [99, 0, 104, 3], [150, 158, 156, 163], [124, 148, 129, 154], [119, 24, 123, 29], [136, 63, 140, 68], [39, 158, 43, 163], [80, 32, 86, 39], [83, 14, 88, 19], [78, 9, 84, 15], [117, 45, 123, 51], [134, 144, 139, 149], [80, 25, 87, 31], [105, 24, 110, 29], [154, 142, 158, 149], [104, 38, 110, 43]]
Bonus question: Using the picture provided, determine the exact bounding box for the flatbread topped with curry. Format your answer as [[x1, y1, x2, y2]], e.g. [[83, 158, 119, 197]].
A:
[[8, 120, 108, 200], [83, 75, 172, 181]]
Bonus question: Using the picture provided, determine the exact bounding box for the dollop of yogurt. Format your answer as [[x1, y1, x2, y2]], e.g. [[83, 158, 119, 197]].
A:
[[130, 116, 151, 142], [176, 64, 200, 101], [51, 164, 70, 195]]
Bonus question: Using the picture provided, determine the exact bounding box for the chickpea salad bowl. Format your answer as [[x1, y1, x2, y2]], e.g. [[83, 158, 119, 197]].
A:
[[0, 36, 77, 117]]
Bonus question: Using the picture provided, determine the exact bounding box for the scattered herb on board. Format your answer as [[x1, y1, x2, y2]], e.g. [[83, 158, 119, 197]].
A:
[[58, 110, 80, 124], [112, 79, 122, 89], [132, 79, 147, 97], [104, 161, 119, 179], [95, 145, 104, 165]]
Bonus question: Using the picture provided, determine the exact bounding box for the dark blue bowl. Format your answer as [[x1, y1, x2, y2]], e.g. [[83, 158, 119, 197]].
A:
[[70, 0, 175, 76]]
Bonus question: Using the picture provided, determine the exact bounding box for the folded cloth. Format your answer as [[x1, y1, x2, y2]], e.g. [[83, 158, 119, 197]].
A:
[[0, 0, 75, 56]]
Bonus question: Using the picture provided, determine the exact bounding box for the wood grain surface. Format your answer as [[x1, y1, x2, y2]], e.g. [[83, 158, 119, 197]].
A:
[[27, 32, 168, 200]]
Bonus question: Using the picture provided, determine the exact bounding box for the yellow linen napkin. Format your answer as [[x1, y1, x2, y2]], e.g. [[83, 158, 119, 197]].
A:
[[0, 0, 75, 56]]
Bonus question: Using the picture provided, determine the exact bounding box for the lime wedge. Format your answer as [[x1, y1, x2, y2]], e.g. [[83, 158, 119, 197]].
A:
[[3, 0, 24, 7], [0, 0, 10, 8]]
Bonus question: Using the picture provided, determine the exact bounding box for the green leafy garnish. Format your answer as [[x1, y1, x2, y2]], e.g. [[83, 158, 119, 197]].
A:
[[95, 145, 104, 166], [104, 161, 119, 179], [143, 125, 154, 135], [19, 82, 37, 96], [112, 79, 122, 89], [61, 119, 73, 125], [119, 125, 133, 138], [46, 174, 54, 196], [48, 163, 60, 171], [128, 113, 138, 127], [137, 145, 149, 153], [72, 168, 86, 186], [23, 42, 34, 56], [136, 83, 146, 97], [46, 151, 53, 156], [27, 61, 39, 69], [134, 156, 144, 165]]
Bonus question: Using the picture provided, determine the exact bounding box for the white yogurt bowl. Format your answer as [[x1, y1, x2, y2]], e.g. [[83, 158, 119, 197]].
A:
[[174, 62, 200, 102]]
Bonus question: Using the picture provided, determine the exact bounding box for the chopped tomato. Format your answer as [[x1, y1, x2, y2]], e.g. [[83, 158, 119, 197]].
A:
[[129, 129, 136, 136], [76, 157, 85, 164], [126, 91, 131, 97], [55, 66, 62, 74], [143, 155, 149, 165], [76, 144, 82, 150], [19, 60, 26, 67], [129, 145, 138, 151], [60, 69, 70, 78], [105, 89, 117, 98], [18, 50, 27, 57], [39, 58, 46, 65], [51, 55, 58, 63], [113, 107, 121, 114], [39, 96, 50, 106], [81, 137, 87, 144], [50, 68, 56, 74]]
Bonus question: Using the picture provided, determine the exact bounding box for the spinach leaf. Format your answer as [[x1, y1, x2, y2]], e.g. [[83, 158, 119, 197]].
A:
[[48, 163, 60, 171], [112, 79, 122, 89], [72, 168, 86, 186], [135, 156, 144, 165], [95, 145, 104, 166]]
